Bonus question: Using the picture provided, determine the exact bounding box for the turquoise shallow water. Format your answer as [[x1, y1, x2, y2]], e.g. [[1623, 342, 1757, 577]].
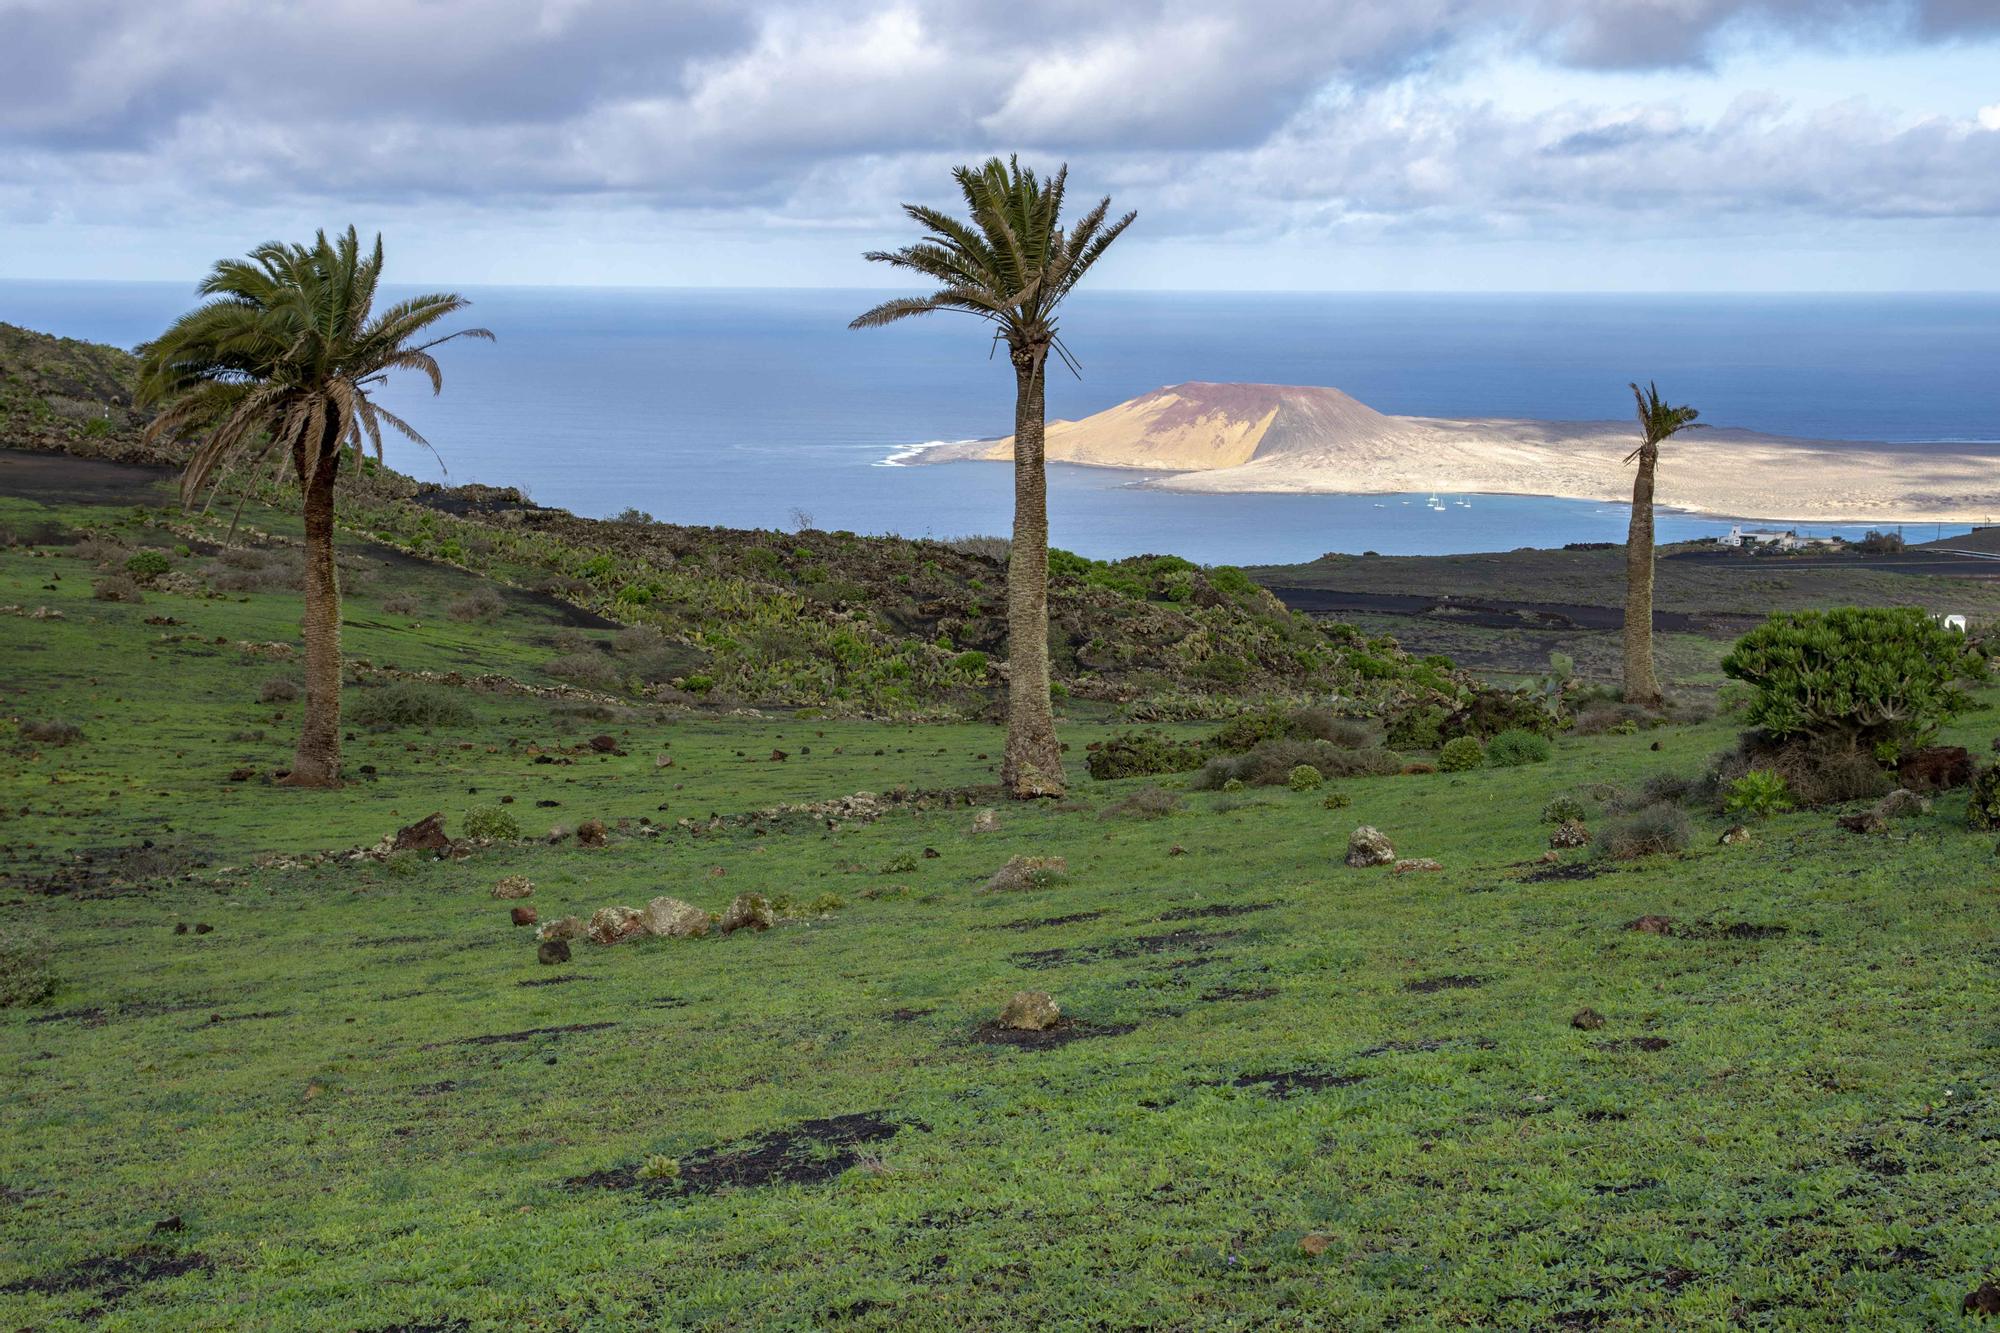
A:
[[4, 283, 1993, 562]]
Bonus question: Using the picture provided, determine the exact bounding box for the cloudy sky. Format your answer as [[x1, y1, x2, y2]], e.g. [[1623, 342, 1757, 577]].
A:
[[3, 0, 1998, 290]]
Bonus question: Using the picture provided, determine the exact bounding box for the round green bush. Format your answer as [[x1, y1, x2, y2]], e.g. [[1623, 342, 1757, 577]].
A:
[[123, 549, 170, 581], [1321, 791, 1352, 810], [1286, 764, 1324, 792], [1221, 778, 1246, 793], [1487, 729, 1554, 767], [1541, 793, 1589, 824], [461, 804, 524, 841], [1439, 736, 1485, 772]]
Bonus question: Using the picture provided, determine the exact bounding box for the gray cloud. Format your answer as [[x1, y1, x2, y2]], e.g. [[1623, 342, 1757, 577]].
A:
[[1, 0, 1996, 253]]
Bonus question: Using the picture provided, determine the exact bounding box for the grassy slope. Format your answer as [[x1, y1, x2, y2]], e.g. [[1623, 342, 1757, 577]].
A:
[[7, 480, 2000, 1330]]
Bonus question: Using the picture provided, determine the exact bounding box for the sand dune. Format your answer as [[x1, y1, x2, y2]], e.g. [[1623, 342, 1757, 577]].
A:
[[914, 382, 2000, 523]]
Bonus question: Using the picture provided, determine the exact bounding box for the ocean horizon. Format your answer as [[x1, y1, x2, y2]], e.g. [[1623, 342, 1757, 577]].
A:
[[5, 281, 1995, 563]]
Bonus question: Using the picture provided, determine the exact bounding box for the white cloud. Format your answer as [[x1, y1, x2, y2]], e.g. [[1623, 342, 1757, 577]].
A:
[[1979, 103, 2000, 130]]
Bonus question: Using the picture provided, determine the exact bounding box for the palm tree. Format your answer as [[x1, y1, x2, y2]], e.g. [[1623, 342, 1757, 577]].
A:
[[1622, 381, 1703, 709], [851, 157, 1134, 798], [138, 227, 490, 787]]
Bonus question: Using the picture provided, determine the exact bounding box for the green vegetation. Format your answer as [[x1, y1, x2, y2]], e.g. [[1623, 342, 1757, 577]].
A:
[[11, 337, 2000, 1329], [1724, 769, 1794, 819], [1486, 727, 1554, 767], [1723, 607, 1982, 751], [1439, 735, 1484, 771]]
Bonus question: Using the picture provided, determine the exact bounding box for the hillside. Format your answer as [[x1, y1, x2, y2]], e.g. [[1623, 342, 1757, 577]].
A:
[[6, 457, 2000, 1327], [0, 322, 175, 465], [917, 379, 2000, 524]]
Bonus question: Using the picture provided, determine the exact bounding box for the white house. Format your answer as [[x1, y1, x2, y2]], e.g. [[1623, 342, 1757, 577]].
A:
[[1719, 525, 1805, 550]]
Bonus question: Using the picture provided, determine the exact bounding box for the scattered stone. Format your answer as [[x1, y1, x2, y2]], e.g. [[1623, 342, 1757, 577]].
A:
[[492, 875, 534, 900], [536, 916, 583, 944], [1900, 745, 1972, 793], [193, 923, 213, 935], [998, 990, 1061, 1031], [1300, 1233, 1334, 1257], [639, 896, 710, 939], [586, 906, 648, 945], [1627, 915, 1674, 935], [922, 847, 940, 859], [174, 922, 188, 935], [1548, 819, 1591, 849], [1536, 849, 1560, 864], [971, 809, 1000, 834], [719, 892, 775, 934], [589, 734, 618, 753], [537, 939, 572, 966], [390, 812, 450, 852], [655, 754, 674, 768], [1718, 825, 1752, 845], [1345, 826, 1395, 868], [769, 749, 787, 762], [227, 767, 257, 782], [575, 819, 608, 848], [511, 906, 538, 927], [1965, 1283, 2000, 1317], [1837, 809, 1888, 836], [1571, 1008, 1607, 1031], [1392, 857, 1442, 874]]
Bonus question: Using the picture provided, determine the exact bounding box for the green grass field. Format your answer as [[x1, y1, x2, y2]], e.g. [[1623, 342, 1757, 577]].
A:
[[8, 482, 2000, 1331]]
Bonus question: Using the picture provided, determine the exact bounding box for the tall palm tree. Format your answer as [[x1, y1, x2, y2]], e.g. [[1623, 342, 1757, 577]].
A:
[[1622, 381, 1703, 709], [851, 157, 1134, 798], [137, 227, 490, 787]]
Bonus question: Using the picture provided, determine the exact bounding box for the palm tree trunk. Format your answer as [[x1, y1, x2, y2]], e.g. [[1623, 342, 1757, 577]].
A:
[[280, 441, 345, 787], [1622, 444, 1664, 709], [1001, 351, 1066, 798]]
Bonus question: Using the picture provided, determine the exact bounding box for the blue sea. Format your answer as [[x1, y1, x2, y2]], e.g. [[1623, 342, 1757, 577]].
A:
[[5, 282, 1996, 563]]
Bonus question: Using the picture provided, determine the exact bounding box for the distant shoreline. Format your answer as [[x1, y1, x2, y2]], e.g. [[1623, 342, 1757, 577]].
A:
[[896, 395, 2000, 527]]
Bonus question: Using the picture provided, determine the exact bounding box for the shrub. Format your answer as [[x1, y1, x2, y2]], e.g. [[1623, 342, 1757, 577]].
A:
[[92, 574, 143, 602], [1574, 701, 1657, 736], [947, 650, 990, 678], [1541, 793, 1589, 824], [19, 719, 83, 746], [1220, 778, 1246, 793], [1193, 739, 1400, 789], [1969, 767, 2000, 831], [348, 681, 475, 730], [462, 804, 524, 841], [1321, 791, 1351, 809], [447, 587, 505, 623], [1722, 769, 1792, 819], [1286, 764, 1324, 792], [1102, 786, 1181, 820], [1439, 736, 1484, 772], [258, 676, 302, 704], [1085, 731, 1206, 782], [1722, 607, 1980, 751], [545, 651, 622, 691], [0, 930, 57, 1007], [983, 855, 1069, 893], [1487, 729, 1554, 767], [1599, 803, 1693, 861], [1386, 704, 1446, 750], [123, 549, 171, 582], [1286, 709, 1375, 748], [382, 593, 424, 617], [1447, 688, 1562, 739], [1710, 734, 1892, 810]]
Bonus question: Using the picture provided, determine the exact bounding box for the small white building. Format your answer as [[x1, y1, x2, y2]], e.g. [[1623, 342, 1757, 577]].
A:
[[1719, 525, 1806, 551]]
